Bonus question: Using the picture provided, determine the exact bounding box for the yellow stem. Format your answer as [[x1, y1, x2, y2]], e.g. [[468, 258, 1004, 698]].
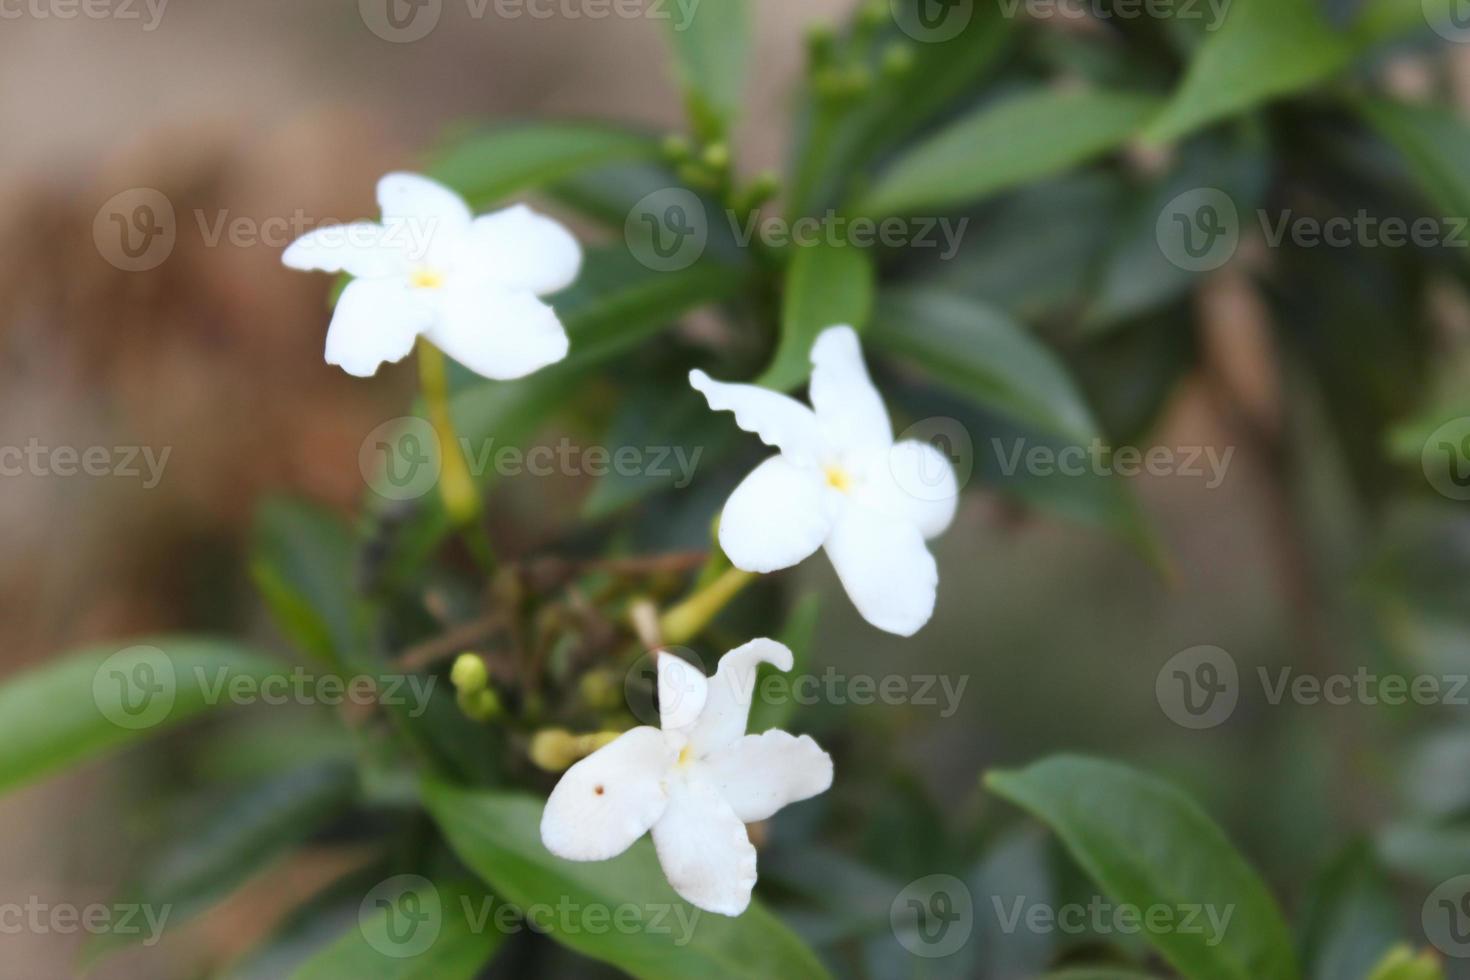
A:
[[416, 338, 480, 528], [658, 567, 756, 646]]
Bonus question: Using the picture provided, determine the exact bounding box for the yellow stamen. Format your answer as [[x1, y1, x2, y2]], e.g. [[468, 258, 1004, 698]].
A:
[[825, 465, 853, 493], [677, 744, 694, 767], [409, 266, 445, 290]]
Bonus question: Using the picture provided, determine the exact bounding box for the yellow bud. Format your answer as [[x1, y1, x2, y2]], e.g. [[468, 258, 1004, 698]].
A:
[[456, 686, 502, 722], [450, 653, 488, 694], [529, 728, 579, 771]]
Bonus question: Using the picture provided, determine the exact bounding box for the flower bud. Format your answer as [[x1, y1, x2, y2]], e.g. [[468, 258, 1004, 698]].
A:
[[450, 652, 488, 695]]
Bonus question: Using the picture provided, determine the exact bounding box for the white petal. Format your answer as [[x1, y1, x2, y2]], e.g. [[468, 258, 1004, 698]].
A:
[[324, 278, 433, 378], [701, 730, 833, 824], [718, 456, 831, 574], [426, 281, 570, 380], [541, 726, 675, 862], [824, 503, 938, 637], [469, 204, 583, 296], [658, 653, 708, 732], [377, 172, 472, 231], [809, 326, 892, 452], [687, 639, 794, 757], [651, 778, 758, 916], [872, 440, 959, 541], [689, 370, 826, 466], [282, 222, 407, 279]]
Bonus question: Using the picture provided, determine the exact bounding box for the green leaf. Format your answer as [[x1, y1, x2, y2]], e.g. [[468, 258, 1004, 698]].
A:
[[1366, 945, 1447, 980], [87, 761, 359, 963], [757, 243, 876, 391], [0, 638, 285, 795], [1041, 971, 1163, 980], [429, 123, 659, 209], [422, 782, 830, 980], [1297, 844, 1402, 980], [1355, 0, 1461, 49], [1377, 821, 1470, 880], [857, 89, 1160, 217], [292, 879, 503, 980], [985, 755, 1298, 980], [870, 288, 1099, 445], [1144, 0, 1352, 144], [662, 0, 749, 139], [1355, 99, 1470, 221], [747, 593, 820, 734], [251, 497, 368, 667]]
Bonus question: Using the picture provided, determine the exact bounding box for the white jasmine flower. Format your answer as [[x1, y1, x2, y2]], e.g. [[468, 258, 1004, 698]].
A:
[[282, 172, 581, 380], [690, 326, 958, 636], [540, 640, 833, 916]]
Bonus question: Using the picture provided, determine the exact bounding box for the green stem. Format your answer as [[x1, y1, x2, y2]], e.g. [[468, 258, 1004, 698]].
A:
[[658, 567, 756, 646], [416, 338, 495, 571]]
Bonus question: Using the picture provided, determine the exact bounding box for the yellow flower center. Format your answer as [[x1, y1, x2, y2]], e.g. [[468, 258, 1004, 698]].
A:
[[825, 465, 853, 494], [409, 266, 446, 290], [677, 744, 694, 767]]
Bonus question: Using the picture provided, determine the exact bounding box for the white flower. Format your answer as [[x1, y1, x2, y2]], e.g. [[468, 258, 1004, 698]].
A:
[[540, 640, 833, 916], [690, 326, 958, 637], [282, 172, 581, 380]]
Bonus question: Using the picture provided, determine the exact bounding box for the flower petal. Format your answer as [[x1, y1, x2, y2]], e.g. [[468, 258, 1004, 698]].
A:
[[687, 638, 794, 757], [426, 281, 570, 380], [824, 503, 938, 636], [870, 439, 959, 541], [377, 172, 472, 233], [282, 222, 406, 279], [323, 278, 432, 378], [809, 325, 892, 452], [469, 204, 583, 296], [718, 456, 831, 574], [541, 726, 675, 862], [701, 730, 833, 824], [651, 777, 758, 916], [658, 653, 708, 732], [689, 370, 826, 465]]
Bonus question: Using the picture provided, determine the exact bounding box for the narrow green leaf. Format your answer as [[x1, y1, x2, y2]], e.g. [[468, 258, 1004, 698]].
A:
[[1355, 99, 1470, 220], [1355, 0, 1462, 49], [86, 761, 359, 963], [250, 497, 368, 667], [429, 123, 659, 209], [857, 89, 1160, 217], [0, 638, 285, 795], [1298, 844, 1402, 980], [986, 756, 1299, 980], [758, 242, 875, 391], [1377, 821, 1470, 880], [422, 782, 830, 980], [1144, 0, 1352, 144], [662, 0, 749, 138], [871, 288, 1098, 445], [292, 879, 503, 980]]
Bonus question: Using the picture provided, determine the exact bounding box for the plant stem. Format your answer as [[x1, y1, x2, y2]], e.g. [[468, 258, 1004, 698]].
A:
[[658, 567, 756, 646], [416, 337, 495, 570]]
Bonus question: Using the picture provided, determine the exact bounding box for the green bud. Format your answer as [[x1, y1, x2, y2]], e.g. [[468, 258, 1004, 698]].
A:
[[701, 142, 731, 171], [456, 685, 502, 722], [881, 42, 915, 77], [450, 653, 488, 694], [661, 133, 692, 162]]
